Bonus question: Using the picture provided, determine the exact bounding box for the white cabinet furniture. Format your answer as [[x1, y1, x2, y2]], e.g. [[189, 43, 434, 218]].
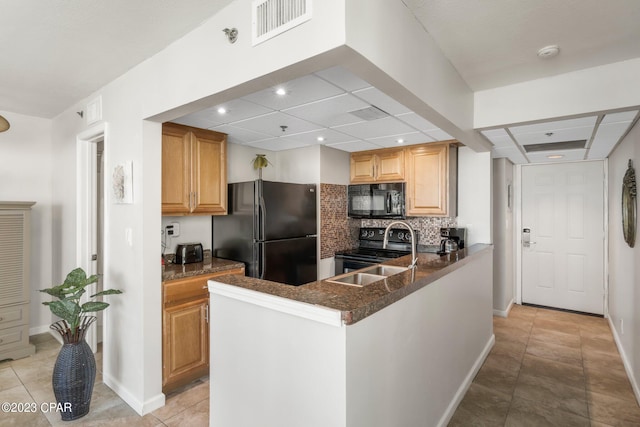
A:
[[0, 202, 35, 361]]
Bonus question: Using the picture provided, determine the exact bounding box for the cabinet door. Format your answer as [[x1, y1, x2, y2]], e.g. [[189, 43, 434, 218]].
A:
[[406, 143, 449, 216], [162, 124, 192, 215], [163, 298, 209, 392], [191, 128, 227, 215], [376, 149, 405, 182], [350, 153, 377, 183]]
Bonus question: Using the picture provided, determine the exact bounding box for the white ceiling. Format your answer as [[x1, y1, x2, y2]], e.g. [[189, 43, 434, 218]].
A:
[[2, 1, 640, 163]]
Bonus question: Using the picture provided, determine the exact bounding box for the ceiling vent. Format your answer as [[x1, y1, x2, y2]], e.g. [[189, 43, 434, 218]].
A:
[[348, 106, 390, 121], [523, 139, 586, 153], [252, 0, 312, 46]]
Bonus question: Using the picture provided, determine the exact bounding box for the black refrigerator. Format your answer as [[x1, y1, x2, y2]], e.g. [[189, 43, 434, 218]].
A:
[[212, 180, 317, 286]]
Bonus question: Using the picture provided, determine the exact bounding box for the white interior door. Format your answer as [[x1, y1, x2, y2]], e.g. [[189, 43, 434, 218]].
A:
[[521, 161, 605, 315]]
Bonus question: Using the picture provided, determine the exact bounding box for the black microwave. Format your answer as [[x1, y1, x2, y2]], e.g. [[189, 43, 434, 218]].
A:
[[348, 183, 405, 219]]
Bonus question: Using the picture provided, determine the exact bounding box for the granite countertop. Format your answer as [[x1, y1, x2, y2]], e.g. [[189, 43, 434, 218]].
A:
[[210, 244, 493, 325], [162, 256, 245, 282]]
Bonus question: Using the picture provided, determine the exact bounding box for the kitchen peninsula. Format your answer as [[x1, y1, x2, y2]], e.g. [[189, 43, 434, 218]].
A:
[[208, 244, 493, 427]]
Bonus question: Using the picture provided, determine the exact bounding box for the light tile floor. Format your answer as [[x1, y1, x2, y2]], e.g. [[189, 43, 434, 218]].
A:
[[0, 335, 207, 426], [449, 304, 640, 426], [2, 304, 638, 426]]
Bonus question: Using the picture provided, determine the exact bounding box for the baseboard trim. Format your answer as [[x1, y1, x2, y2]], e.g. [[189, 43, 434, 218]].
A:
[[29, 324, 52, 336], [437, 333, 495, 427], [608, 317, 640, 406], [493, 299, 514, 318], [103, 372, 165, 415]]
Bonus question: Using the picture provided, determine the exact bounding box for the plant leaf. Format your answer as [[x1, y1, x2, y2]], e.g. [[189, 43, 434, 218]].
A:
[[81, 301, 110, 312], [90, 289, 123, 298], [48, 300, 81, 324]]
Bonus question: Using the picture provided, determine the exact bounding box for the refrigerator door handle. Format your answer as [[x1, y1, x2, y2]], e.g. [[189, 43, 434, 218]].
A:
[[258, 196, 266, 242], [259, 243, 266, 279]]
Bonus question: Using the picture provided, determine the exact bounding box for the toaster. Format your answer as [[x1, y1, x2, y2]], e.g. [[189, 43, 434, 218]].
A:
[[175, 243, 204, 264]]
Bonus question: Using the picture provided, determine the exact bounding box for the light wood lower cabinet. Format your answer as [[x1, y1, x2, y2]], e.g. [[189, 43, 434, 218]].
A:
[[162, 267, 243, 393]]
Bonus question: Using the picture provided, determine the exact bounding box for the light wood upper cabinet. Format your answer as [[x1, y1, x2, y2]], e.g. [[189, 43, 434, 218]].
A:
[[405, 142, 457, 217], [350, 148, 405, 183], [162, 123, 227, 216]]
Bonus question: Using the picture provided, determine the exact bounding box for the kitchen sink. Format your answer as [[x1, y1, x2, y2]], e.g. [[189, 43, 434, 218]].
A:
[[361, 265, 409, 276], [325, 264, 409, 287], [327, 272, 386, 286]]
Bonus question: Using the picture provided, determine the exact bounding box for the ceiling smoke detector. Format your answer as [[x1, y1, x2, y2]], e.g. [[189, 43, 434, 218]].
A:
[[537, 45, 560, 59]]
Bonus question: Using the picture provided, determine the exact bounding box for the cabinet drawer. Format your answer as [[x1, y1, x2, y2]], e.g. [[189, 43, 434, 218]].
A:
[[0, 325, 29, 351], [0, 304, 28, 330], [163, 268, 244, 306]]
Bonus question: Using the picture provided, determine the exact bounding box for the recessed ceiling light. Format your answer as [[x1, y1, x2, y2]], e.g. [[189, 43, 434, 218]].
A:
[[396, 139, 404, 144], [275, 88, 287, 96], [537, 45, 560, 59], [547, 154, 564, 159], [217, 107, 227, 114], [317, 136, 325, 142]]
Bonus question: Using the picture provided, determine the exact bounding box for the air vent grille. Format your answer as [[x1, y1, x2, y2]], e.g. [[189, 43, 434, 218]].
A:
[[252, 0, 312, 46], [348, 106, 390, 121], [523, 139, 586, 153]]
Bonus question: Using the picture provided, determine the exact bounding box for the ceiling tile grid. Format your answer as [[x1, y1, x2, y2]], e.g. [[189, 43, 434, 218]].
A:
[[174, 67, 448, 153]]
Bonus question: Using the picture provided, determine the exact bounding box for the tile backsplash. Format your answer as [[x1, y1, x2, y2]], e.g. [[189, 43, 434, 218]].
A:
[[320, 183, 457, 259]]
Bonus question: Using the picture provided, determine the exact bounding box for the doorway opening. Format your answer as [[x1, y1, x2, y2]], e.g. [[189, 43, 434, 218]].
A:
[[77, 123, 108, 354]]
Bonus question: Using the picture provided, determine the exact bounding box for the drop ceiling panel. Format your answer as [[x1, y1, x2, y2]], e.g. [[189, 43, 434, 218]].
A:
[[171, 111, 220, 129], [231, 112, 322, 137], [528, 149, 587, 163], [212, 124, 272, 144], [587, 121, 632, 159], [326, 140, 382, 152], [601, 110, 638, 124], [333, 116, 416, 139], [352, 87, 412, 115], [314, 66, 371, 92], [279, 128, 358, 146], [367, 132, 433, 148], [396, 113, 441, 133], [204, 99, 274, 126], [509, 116, 597, 135], [424, 129, 454, 141], [245, 137, 313, 151], [481, 129, 513, 148], [283, 94, 371, 127], [242, 74, 344, 110]]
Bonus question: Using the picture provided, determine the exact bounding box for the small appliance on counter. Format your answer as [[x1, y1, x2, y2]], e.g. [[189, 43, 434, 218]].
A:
[[438, 227, 466, 255], [175, 243, 204, 264]]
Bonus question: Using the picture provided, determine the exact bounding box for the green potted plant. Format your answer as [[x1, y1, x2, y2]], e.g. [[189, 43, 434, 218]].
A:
[[40, 267, 122, 421], [252, 154, 272, 179]]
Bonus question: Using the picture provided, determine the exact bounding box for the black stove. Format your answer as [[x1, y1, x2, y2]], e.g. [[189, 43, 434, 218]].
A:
[[334, 227, 417, 275]]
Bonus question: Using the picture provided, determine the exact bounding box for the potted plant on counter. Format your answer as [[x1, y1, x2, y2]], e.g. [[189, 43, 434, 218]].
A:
[[40, 267, 122, 421]]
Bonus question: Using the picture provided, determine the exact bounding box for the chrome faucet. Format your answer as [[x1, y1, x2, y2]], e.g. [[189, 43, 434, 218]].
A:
[[383, 221, 418, 269]]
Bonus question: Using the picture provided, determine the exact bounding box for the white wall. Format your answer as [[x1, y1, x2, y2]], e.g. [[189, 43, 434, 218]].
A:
[[607, 119, 640, 403], [457, 147, 492, 244], [492, 158, 515, 316], [0, 111, 54, 334]]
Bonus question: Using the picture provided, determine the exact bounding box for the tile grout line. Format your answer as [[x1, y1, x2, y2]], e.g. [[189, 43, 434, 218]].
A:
[[502, 307, 536, 426]]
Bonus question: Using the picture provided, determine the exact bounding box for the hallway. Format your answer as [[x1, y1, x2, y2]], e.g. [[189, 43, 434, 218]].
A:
[[449, 304, 640, 426]]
